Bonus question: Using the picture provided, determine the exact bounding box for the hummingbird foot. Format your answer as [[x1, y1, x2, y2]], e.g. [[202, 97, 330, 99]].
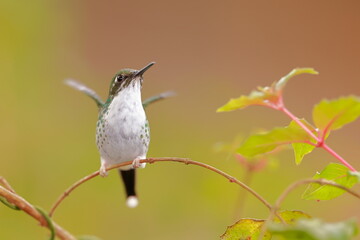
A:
[[132, 157, 146, 169], [99, 159, 108, 177]]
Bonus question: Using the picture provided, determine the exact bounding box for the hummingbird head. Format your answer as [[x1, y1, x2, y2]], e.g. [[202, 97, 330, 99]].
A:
[[108, 62, 155, 97]]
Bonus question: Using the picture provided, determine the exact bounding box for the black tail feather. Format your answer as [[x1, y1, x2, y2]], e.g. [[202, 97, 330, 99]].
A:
[[119, 169, 136, 198]]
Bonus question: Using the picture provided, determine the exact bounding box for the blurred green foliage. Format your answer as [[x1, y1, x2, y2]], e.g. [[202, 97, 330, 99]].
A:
[[221, 210, 311, 240]]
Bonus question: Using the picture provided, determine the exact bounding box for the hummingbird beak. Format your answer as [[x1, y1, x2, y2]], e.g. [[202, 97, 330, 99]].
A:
[[134, 62, 155, 77]]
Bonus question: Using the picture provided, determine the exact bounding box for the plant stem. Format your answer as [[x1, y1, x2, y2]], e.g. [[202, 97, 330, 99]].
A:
[[0, 185, 76, 240], [322, 143, 356, 171], [280, 106, 319, 141], [50, 171, 100, 217], [49, 157, 272, 217], [279, 105, 356, 171]]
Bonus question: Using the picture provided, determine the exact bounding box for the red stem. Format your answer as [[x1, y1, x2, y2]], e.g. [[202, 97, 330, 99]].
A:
[[278, 104, 356, 172], [280, 106, 320, 142], [322, 143, 356, 171]]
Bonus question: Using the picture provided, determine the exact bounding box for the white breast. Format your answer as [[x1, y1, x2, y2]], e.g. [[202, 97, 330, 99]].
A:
[[96, 81, 149, 166]]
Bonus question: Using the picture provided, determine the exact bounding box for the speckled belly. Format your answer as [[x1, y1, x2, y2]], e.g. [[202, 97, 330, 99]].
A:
[[96, 99, 150, 165]]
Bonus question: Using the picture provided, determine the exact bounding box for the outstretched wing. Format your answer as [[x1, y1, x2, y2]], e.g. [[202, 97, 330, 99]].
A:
[[65, 79, 104, 108], [142, 91, 176, 108]]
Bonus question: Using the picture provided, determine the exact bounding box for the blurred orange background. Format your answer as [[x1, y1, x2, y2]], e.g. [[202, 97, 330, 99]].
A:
[[1, 1, 360, 239]]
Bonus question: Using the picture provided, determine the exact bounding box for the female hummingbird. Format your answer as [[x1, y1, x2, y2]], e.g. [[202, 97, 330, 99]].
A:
[[66, 62, 158, 208]]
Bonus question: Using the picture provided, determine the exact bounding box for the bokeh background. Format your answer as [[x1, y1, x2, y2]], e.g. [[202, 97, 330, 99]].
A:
[[1, 1, 360, 239]]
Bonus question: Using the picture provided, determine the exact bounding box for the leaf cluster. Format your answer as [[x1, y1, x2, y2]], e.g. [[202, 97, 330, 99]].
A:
[[218, 68, 360, 239], [218, 68, 360, 200]]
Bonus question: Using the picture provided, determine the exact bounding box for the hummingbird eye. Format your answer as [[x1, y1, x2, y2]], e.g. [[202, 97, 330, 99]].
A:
[[115, 75, 123, 83]]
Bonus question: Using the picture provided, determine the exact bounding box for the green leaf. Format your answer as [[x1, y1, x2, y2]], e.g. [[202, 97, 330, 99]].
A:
[[277, 210, 311, 224], [217, 68, 318, 113], [269, 218, 358, 240], [302, 163, 358, 200], [221, 211, 310, 240], [220, 218, 272, 240], [217, 90, 273, 112], [312, 96, 360, 133], [275, 68, 319, 92], [292, 143, 315, 165], [238, 121, 313, 158], [289, 120, 317, 165]]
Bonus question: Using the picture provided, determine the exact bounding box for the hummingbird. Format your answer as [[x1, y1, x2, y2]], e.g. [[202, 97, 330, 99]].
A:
[[66, 62, 172, 208]]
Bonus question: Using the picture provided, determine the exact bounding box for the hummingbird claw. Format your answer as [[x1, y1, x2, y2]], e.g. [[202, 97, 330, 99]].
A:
[[99, 160, 108, 177], [99, 166, 108, 177], [132, 159, 141, 169], [132, 158, 146, 169]]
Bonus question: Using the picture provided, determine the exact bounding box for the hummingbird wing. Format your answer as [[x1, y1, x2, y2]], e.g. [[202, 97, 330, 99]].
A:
[[65, 79, 105, 109], [142, 91, 176, 108]]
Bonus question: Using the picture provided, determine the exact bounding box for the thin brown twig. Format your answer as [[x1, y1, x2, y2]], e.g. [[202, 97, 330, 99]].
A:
[[0, 185, 76, 240], [50, 157, 273, 217], [274, 178, 360, 211], [0, 176, 16, 193]]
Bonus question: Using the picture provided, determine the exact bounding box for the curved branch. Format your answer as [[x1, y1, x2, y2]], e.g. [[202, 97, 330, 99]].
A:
[[274, 178, 360, 211], [321, 143, 356, 172], [266, 179, 359, 230], [49, 157, 272, 217], [258, 178, 360, 240], [0, 185, 76, 240]]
